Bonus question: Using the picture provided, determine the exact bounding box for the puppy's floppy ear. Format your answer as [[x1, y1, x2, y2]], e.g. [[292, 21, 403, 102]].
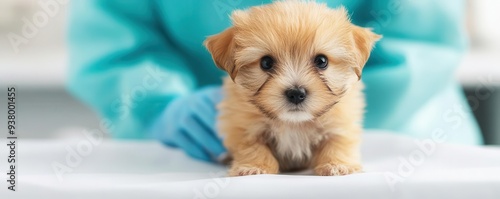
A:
[[204, 27, 238, 81], [351, 25, 382, 80]]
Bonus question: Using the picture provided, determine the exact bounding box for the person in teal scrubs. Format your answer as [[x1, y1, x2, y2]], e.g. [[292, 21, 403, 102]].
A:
[[68, 0, 482, 162]]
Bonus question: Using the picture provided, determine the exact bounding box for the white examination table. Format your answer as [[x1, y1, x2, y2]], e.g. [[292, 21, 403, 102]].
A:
[[1, 131, 499, 199]]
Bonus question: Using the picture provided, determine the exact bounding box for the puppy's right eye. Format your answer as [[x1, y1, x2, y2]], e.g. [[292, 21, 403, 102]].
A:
[[314, 54, 328, 69], [260, 56, 274, 71]]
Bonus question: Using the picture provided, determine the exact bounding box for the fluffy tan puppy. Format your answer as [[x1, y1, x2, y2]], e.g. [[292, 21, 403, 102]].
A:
[[204, 1, 380, 176]]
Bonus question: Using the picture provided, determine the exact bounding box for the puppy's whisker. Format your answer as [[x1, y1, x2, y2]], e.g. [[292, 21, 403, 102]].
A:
[[334, 86, 348, 97], [314, 100, 339, 118], [248, 99, 277, 120], [319, 75, 335, 95], [254, 77, 271, 96]]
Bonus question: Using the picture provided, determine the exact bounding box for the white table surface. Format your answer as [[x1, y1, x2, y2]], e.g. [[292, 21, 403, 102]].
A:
[[1, 131, 499, 199]]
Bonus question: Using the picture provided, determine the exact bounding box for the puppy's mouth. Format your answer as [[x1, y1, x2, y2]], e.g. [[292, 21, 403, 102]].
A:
[[278, 104, 314, 122], [288, 108, 304, 112], [278, 109, 314, 123]]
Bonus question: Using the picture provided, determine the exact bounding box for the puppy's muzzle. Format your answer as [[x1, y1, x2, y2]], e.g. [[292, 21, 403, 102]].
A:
[[285, 87, 307, 105]]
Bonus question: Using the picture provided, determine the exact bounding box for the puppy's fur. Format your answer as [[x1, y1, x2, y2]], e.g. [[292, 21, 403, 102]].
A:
[[204, 1, 380, 176]]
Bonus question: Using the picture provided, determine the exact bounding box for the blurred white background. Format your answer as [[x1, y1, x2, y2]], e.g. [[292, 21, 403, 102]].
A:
[[0, 0, 498, 142], [0, 0, 67, 87]]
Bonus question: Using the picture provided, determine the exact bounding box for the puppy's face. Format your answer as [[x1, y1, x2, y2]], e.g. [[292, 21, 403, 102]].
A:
[[205, 2, 380, 123]]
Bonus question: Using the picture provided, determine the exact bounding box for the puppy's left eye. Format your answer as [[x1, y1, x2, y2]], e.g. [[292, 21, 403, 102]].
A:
[[260, 56, 275, 71], [314, 54, 328, 69]]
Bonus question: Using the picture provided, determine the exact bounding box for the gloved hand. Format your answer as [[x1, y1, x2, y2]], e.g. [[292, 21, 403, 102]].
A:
[[151, 86, 227, 162]]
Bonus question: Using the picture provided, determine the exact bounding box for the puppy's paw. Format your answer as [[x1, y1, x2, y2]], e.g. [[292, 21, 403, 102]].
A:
[[314, 163, 362, 176], [228, 165, 277, 176]]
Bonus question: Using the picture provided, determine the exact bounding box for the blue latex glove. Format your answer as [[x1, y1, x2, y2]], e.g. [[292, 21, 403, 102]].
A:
[[151, 86, 227, 162]]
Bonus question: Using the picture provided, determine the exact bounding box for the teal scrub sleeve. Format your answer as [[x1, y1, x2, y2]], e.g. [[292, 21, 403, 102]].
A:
[[67, 0, 195, 139], [343, 0, 482, 144]]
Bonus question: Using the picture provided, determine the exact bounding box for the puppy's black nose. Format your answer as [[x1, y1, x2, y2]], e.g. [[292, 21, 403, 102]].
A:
[[285, 87, 307, 105]]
